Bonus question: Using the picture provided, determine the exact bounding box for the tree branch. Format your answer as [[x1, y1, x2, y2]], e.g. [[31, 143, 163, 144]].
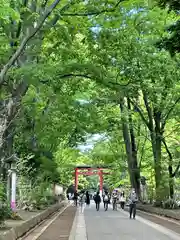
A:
[[142, 91, 154, 131], [162, 138, 173, 162], [172, 163, 180, 178], [129, 99, 150, 129], [61, 0, 123, 16], [11, 81, 28, 99], [59, 73, 92, 79], [162, 138, 180, 178], [42, 0, 49, 8], [138, 127, 148, 169], [161, 96, 180, 131], [59, 73, 129, 86], [0, 0, 61, 86]]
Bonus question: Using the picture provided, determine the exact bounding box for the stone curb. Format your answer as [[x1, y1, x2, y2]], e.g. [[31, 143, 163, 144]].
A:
[[68, 210, 77, 240], [0, 201, 67, 240], [136, 204, 180, 221]]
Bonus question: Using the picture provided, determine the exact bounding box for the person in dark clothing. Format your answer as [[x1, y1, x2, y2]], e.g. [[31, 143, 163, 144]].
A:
[[103, 191, 110, 211], [73, 190, 79, 206], [128, 188, 138, 219], [86, 191, 90, 206], [94, 191, 101, 211], [67, 192, 70, 200]]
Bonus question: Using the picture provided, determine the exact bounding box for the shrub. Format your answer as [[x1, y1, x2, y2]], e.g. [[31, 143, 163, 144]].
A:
[[162, 199, 179, 209], [0, 202, 12, 226]]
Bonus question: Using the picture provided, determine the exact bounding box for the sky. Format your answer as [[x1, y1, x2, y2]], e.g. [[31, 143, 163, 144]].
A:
[[76, 100, 106, 152], [77, 133, 105, 152]]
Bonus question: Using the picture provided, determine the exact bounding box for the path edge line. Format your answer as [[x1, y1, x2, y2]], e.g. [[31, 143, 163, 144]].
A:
[[31, 203, 70, 240], [118, 208, 180, 240]]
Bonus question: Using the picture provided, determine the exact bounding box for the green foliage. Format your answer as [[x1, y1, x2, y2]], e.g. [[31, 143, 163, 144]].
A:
[[17, 177, 58, 210], [16, 153, 60, 183], [157, 0, 180, 10], [0, 183, 12, 224], [155, 0, 180, 55], [0, 183, 6, 201], [0, 203, 11, 225], [0, 1, 20, 21], [27, 182, 56, 209]]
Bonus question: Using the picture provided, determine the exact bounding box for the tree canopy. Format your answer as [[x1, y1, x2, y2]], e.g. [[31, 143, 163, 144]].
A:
[[0, 0, 180, 205]]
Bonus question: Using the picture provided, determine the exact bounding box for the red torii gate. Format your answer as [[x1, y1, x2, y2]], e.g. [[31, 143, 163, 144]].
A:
[[74, 166, 111, 193]]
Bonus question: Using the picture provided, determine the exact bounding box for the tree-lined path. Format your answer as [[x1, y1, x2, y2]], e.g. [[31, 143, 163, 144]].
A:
[[69, 203, 180, 240], [1, 0, 180, 238]]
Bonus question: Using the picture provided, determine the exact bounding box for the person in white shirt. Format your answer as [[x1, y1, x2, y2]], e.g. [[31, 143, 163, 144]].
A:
[[112, 191, 118, 210], [79, 190, 86, 213], [120, 191, 125, 209]]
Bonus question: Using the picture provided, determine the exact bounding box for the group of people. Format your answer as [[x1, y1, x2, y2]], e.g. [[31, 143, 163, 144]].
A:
[[94, 188, 138, 218], [69, 190, 91, 213], [68, 188, 138, 219], [93, 191, 109, 211], [93, 190, 126, 211], [112, 190, 126, 210]]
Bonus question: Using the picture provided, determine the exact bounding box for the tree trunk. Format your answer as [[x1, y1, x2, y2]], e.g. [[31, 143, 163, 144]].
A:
[[168, 151, 174, 199], [0, 81, 28, 182], [0, 99, 16, 181], [127, 97, 141, 198], [150, 133, 162, 189], [163, 139, 180, 199], [153, 109, 162, 199], [169, 167, 174, 199], [119, 98, 140, 198], [143, 92, 162, 199]]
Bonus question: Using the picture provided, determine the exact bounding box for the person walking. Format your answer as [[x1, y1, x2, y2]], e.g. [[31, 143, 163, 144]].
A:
[[112, 191, 118, 210], [86, 191, 90, 206], [128, 188, 138, 219], [79, 191, 86, 213], [120, 191, 125, 209], [103, 191, 109, 211], [94, 191, 101, 211], [73, 190, 79, 207]]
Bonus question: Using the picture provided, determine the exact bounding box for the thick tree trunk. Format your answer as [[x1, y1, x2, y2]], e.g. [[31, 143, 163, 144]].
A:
[[150, 132, 162, 190], [127, 98, 141, 197], [0, 99, 16, 181], [0, 115, 7, 180], [152, 110, 162, 203], [0, 82, 28, 181], [142, 92, 162, 200], [119, 98, 140, 198]]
